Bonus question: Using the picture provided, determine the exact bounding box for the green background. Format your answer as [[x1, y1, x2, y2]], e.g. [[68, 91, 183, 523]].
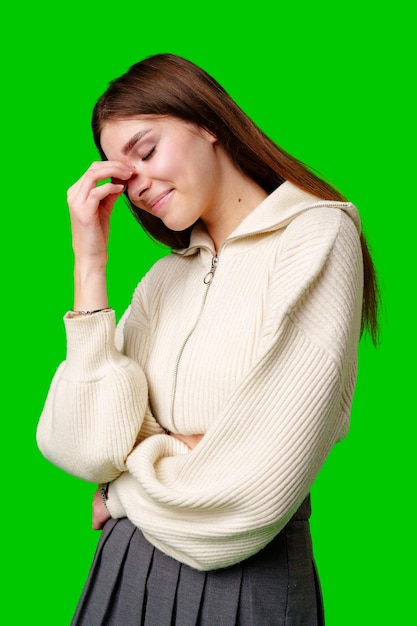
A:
[[1, 1, 414, 623]]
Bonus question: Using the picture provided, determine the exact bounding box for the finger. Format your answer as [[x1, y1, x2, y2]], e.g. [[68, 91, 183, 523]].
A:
[[100, 185, 126, 215], [68, 161, 133, 203], [86, 160, 134, 182], [88, 182, 126, 203], [70, 182, 125, 220]]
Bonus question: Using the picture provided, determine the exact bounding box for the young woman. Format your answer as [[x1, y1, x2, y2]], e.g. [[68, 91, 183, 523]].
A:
[[37, 53, 378, 625]]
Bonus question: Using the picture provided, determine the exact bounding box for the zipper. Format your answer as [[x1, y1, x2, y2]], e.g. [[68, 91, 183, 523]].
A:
[[170, 254, 219, 429], [168, 196, 354, 429], [203, 254, 219, 284]]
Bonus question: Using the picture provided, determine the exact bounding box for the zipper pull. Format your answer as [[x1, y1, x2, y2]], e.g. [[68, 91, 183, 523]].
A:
[[203, 255, 219, 284]]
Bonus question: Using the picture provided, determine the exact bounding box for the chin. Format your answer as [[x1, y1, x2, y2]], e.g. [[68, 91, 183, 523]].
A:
[[161, 216, 197, 232]]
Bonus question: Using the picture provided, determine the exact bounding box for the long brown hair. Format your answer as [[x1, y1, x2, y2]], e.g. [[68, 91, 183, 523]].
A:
[[92, 53, 379, 344]]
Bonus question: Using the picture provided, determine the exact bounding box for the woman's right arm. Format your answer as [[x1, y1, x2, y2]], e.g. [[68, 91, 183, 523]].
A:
[[67, 160, 134, 312], [37, 162, 162, 482]]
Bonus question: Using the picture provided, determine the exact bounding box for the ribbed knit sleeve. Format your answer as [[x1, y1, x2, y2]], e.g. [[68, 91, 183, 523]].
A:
[[105, 210, 363, 570], [36, 305, 163, 482]]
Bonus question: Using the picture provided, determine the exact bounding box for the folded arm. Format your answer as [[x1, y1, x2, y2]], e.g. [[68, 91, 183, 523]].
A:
[[105, 212, 363, 570]]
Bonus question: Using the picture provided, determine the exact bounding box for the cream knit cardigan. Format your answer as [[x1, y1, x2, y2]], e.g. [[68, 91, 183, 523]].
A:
[[37, 182, 363, 571]]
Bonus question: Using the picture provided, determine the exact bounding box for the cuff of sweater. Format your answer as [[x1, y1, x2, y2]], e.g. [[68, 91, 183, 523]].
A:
[[63, 309, 130, 380]]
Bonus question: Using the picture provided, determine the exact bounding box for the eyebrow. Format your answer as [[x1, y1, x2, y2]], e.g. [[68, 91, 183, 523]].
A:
[[121, 129, 152, 155]]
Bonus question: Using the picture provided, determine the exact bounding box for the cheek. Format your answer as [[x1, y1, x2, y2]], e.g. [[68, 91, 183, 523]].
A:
[[150, 152, 179, 180], [192, 151, 218, 189]]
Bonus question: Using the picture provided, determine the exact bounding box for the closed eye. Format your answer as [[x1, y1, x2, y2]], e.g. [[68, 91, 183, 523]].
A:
[[142, 147, 156, 162]]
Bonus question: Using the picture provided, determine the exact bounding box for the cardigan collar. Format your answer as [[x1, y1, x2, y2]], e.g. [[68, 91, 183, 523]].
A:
[[174, 181, 361, 257]]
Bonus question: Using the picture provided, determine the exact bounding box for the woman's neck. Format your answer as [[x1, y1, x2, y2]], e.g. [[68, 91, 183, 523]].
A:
[[201, 152, 268, 251]]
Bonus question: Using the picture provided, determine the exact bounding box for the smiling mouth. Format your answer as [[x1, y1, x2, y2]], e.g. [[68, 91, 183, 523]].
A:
[[150, 189, 174, 213]]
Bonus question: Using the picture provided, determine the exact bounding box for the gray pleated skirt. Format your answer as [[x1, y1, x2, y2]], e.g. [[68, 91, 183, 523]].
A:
[[71, 495, 324, 625]]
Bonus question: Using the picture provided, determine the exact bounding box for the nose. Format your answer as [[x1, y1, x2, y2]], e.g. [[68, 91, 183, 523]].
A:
[[127, 171, 151, 203]]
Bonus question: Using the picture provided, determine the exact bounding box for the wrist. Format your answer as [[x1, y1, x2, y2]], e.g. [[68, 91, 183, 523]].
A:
[[74, 263, 108, 312], [68, 307, 113, 318]]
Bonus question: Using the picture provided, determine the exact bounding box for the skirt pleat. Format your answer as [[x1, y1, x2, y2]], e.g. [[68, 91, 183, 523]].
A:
[[284, 520, 324, 625], [71, 495, 324, 626], [172, 563, 206, 625], [142, 547, 181, 625], [198, 566, 243, 625], [105, 523, 155, 624], [237, 527, 289, 625]]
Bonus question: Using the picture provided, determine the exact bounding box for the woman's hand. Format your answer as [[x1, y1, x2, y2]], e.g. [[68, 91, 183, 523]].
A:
[[67, 161, 134, 310], [170, 433, 204, 449], [92, 486, 112, 530]]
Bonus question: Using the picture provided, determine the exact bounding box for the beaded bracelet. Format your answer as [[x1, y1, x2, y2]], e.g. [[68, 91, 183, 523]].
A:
[[70, 307, 112, 316]]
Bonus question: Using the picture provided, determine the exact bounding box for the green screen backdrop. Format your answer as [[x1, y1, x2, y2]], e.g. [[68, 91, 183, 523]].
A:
[[1, 1, 414, 624]]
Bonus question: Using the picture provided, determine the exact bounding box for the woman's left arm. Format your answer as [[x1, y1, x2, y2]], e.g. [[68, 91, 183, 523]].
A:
[[105, 210, 363, 570]]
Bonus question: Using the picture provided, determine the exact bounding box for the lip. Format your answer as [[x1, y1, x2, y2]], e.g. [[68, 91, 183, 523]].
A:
[[149, 189, 174, 214]]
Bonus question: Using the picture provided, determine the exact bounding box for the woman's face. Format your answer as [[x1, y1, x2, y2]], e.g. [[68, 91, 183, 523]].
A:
[[100, 116, 221, 232]]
